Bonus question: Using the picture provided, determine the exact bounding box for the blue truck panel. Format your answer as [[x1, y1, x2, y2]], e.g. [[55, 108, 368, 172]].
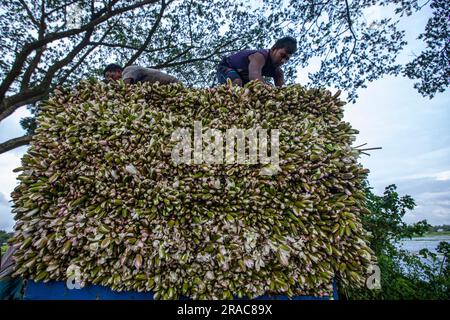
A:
[[23, 279, 338, 300]]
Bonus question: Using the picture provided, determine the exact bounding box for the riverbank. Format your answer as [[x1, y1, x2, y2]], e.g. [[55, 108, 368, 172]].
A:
[[413, 232, 450, 238]]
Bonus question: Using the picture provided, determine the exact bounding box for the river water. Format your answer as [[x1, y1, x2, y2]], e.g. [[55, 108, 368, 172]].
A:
[[397, 235, 449, 278], [400, 235, 450, 254]]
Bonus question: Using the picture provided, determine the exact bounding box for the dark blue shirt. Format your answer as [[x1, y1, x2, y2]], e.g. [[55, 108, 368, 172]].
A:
[[220, 49, 278, 83]]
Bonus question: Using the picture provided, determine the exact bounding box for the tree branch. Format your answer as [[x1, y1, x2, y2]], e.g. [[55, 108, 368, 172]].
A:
[[153, 50, 233, 69], [0, 135, 32, 154], [89, 41, 174, 53], [344, 0, 357, 59], [44, 0, 82, 18], [187, 0, 194, 46], [155, 46, 197, 67], [0, 0, 159, 104], [41, 28, 96, 95], [57, 21, 120, 86], [0, 87, 47, 122], [18, 0, 39, 27], [1, 27, 95, 122], [21, 7, 47, 91], [20, 48, 45, 91], [153, 38, 241, 69], [125, 0, 169, 66], [333, 0, 358, 76]]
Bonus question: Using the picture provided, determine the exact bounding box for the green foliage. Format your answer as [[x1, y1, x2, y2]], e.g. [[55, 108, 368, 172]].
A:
[[0, 1, 448, 152], [340, 183, 450, 299], [402, 0, 449, 99], [0, 230, 13, 245], [0, 1, 446, 98], [19, 116, 37, 135]]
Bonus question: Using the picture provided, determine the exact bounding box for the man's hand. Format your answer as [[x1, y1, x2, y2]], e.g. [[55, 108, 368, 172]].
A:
[[274, 67, 284, 87]]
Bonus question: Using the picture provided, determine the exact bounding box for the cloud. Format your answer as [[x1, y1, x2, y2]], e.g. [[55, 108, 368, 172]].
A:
[[0, 106, 31, 143], [403, 204, 450, 226], [0, 192, 9, 206], [417, 191, 450, 201], [366, 178, 450, 226], [393, 169, 450, 182], [400, 180, 450, 226], [0, 148, 27, 232], [0, 192, 13, 232], [436, 170, 450, 181], [404, 147, 450, 165], [0, 202, 14, 232]]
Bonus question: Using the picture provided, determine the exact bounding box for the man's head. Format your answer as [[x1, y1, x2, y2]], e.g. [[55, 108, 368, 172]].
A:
[[103, 63, 123, 82], [270, 36, 297, 66]]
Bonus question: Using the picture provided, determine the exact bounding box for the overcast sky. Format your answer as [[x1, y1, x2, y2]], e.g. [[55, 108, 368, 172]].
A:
[[344, 6, 449, 226], [0, 4, 448, 231]]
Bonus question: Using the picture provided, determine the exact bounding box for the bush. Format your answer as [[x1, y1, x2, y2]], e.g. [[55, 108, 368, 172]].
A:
[[340, 183, 450, 299]]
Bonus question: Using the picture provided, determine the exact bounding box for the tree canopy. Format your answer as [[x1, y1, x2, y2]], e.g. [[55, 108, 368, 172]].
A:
[[0, 0, 448, 154]]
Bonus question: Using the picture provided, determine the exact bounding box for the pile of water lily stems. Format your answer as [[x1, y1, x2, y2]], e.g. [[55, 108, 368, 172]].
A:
[[10, 79, 375, 299]]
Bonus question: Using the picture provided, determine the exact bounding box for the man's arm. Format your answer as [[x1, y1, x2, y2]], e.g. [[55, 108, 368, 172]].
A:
[[274, 67, 284, 87], [122, 66, 137, 84], [248, 52, 266, 82], [146, 68, 180, 84]]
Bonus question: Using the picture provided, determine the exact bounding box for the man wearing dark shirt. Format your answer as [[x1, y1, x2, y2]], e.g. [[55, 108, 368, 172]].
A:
[[216, 36, 297, 87]]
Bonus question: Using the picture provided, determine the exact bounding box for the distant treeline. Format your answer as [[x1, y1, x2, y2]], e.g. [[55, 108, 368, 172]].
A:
[[0, 230, 14, 245], [428, 225, 450, 232]]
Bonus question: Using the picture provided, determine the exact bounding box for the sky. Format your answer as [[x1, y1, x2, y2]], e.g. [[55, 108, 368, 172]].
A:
[[0, 3, 449, 231], [344, 5, 450, 226]]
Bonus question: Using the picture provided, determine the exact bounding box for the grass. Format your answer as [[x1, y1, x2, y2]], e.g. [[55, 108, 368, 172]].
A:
[[1, 244, 8, 256]]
